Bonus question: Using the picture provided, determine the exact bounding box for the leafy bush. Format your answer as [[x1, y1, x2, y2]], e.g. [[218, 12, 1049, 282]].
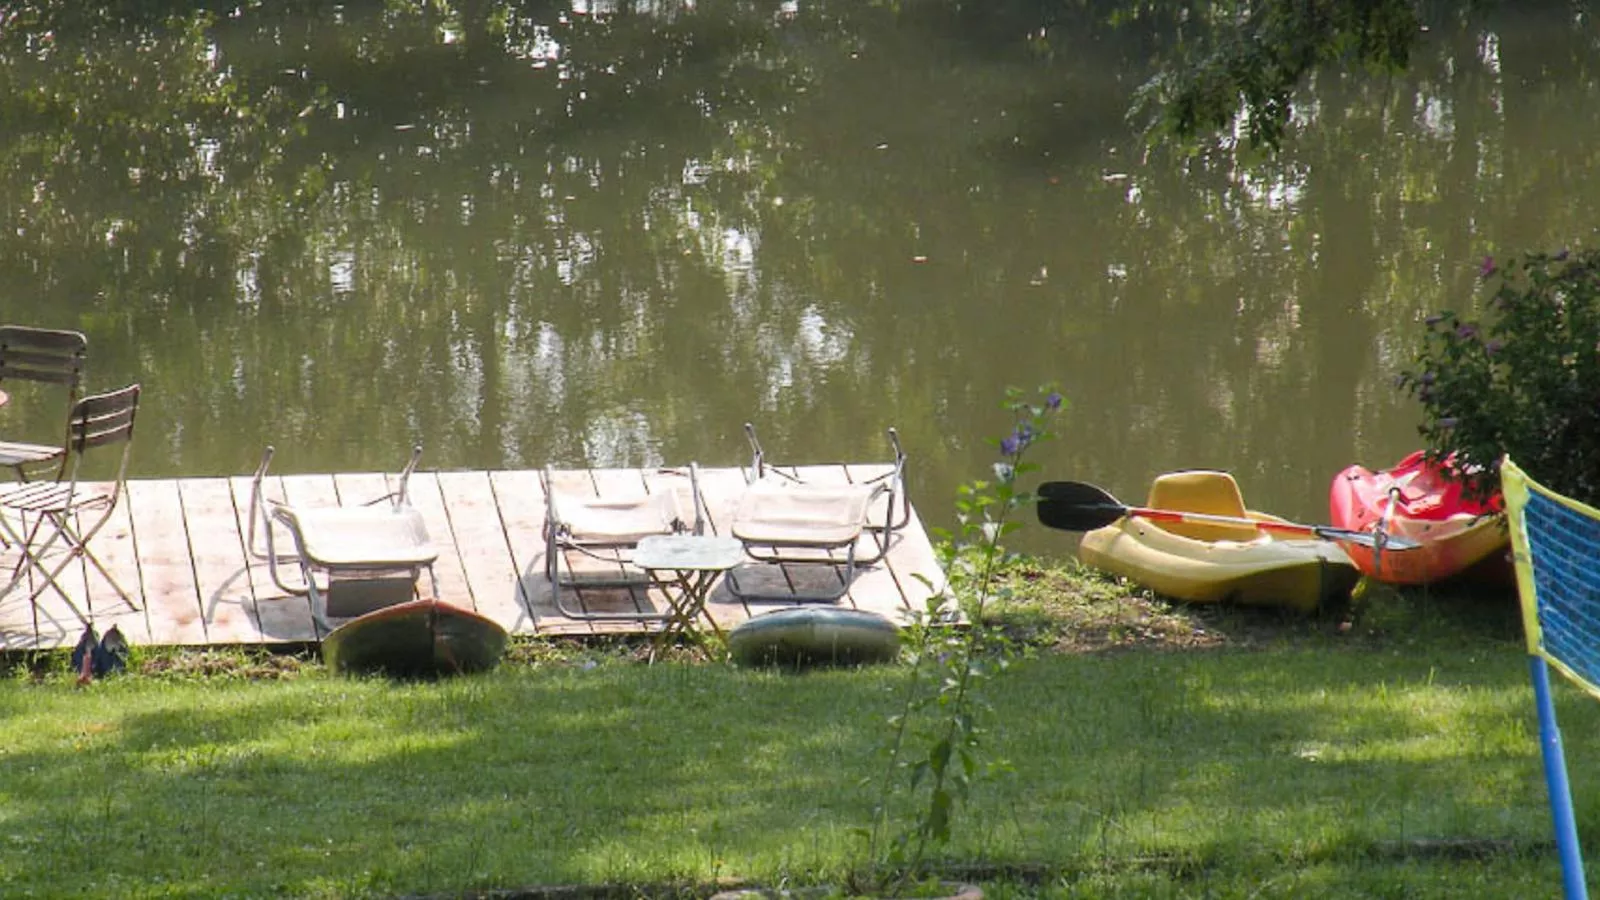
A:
[[1398, 248, 1600, 502]]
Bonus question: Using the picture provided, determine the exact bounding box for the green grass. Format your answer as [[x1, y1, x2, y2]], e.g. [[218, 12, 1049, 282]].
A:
[[0, 562, 1588, 898]]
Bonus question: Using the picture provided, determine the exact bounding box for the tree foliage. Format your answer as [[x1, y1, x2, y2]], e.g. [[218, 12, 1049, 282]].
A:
[[1399, 249, 1600, 503], [1136, 0, 1421, 150]]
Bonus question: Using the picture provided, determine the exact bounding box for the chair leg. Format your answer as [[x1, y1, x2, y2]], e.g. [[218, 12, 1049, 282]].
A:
[[420, 564, 439, 601], [545, 529, 662, 620], [724, 542, 857, 604], [0, 511, 89, 626], [65, 506, 140, 612], [0, 502, 141, 623], [304, 562, 333, 638]]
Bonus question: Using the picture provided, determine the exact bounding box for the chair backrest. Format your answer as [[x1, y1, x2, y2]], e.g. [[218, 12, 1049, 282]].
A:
[[0, 326, 89, 478], [62, 383, 140, 485], [0, 326, 88, 394]]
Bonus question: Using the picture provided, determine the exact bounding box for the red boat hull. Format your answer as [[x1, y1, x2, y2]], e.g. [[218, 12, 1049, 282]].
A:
[[1329, 451, 1510, 585], [322, 598, 508, 677]]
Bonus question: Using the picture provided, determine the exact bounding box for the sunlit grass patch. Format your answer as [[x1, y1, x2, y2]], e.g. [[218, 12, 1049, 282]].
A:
[[0, 556, 1577, 897]]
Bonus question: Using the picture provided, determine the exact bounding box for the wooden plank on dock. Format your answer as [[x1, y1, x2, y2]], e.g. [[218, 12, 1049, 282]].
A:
[[87, 482, 155, 647], [433, 470, 528, 631], [486, 469, 551, 636], [180, 477, 263, 645], [401, 472, 477, 618], [127, 479, 209, 646]]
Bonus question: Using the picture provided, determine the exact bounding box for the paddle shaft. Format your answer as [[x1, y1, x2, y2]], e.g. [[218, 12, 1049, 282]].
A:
[[1036, 480, 1419, 550], [1125, 506, 1320, 539]]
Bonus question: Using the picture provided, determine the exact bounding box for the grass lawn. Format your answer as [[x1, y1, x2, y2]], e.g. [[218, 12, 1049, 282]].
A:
[[0, 561, 1591, 898]]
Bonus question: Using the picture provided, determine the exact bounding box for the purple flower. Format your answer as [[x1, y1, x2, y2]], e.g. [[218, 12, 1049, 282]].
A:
[[1438, 417, 1459, 429], [1479, 256, 1497, 278], [1557, 248, 1571, 261], [1045, 391, 1063, 411], [1456, 323, 1479, 340], [1424, 313, 1447, 327], [999, 432, 1021, 457], [1419, 372, 1436, 385], [1485, 338, 1505, 356]]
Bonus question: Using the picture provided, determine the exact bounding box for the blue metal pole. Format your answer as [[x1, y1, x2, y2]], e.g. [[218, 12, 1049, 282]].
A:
[[1532, 655, 1590, 900]]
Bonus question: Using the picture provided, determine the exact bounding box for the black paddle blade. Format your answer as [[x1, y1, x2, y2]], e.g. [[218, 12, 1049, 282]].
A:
[[1036, 481, 1130, 532]]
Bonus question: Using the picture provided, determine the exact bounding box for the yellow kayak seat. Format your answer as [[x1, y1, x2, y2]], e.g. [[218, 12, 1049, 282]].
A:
[[1145, 471, 1261, 543]]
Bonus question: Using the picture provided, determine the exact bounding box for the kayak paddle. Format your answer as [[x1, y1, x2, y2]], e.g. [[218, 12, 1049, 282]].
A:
[[1035, 480, 1419, 551]]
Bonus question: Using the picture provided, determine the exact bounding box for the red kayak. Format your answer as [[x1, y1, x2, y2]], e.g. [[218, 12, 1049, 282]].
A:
[[321, 598, 508, 677], [1328, 451, 1509, 585]]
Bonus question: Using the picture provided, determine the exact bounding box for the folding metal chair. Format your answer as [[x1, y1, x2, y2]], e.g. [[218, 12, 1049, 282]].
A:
[[0, 326, 88, 482], [0, 383, 141, 624], [744, 422, 909, 536], [725, 423, 907, 603], [247, 445, 440, 634], [543, 464, 704, 619]]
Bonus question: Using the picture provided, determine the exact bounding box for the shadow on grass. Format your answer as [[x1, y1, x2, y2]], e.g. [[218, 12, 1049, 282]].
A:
[[0, 565, 1580, 898]]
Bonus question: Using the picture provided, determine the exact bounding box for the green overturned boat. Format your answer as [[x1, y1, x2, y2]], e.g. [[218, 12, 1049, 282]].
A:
[[322, 598, 508, 677], [727, 607, 901, 668]]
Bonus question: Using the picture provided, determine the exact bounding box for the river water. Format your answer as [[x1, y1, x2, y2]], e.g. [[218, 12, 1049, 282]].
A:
[[2, 1, 1596, 543]]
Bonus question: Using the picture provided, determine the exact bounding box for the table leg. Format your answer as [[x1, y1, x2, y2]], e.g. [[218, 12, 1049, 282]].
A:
[[690, 570, 727, 644], [646, 568, 728, 662], [647, 569, 694, 662]]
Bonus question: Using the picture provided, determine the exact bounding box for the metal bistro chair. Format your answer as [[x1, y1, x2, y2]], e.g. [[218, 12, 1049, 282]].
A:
[[0, 326, 89, 482], [247, 445, 440, 635], [543, 463, 705, 619], [0, 383, 141, 624], [725, 423, 908, 603]]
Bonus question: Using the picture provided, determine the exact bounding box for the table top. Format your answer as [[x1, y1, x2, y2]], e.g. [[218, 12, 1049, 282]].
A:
[[634, 533, 745, 571]]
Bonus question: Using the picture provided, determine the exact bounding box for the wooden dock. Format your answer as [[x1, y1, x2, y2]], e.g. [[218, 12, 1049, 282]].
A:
[[0, 463, 946, 651]]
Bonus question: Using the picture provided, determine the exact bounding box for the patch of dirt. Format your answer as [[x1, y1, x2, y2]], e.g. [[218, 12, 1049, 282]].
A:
[[136, 647, 315, 680]]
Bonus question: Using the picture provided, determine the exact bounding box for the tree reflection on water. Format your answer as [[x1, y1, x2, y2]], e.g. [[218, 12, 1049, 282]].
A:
[[1, 1, 1596, 532]]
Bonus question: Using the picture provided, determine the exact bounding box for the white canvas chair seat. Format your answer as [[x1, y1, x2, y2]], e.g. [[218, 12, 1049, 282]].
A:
[[731, 480, 874, 548], [725, 423, 908, 604], [558, 493, 685, 545], [0, 383, 142, 627], [544, 464, 704, 619], [271, 505, 437, 569], [248, 445, 439, 634]]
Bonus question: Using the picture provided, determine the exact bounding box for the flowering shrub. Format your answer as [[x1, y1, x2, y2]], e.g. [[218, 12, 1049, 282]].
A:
[[1398, 248, 1600, 502], [858, 386, 1063, 893]]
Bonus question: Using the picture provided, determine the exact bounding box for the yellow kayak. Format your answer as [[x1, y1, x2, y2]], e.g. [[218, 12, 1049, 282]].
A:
[[1077, 470, 1361, 613]]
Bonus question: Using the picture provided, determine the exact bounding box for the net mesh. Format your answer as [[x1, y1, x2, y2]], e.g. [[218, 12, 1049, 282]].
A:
[[1519, 484, 1600, 696]]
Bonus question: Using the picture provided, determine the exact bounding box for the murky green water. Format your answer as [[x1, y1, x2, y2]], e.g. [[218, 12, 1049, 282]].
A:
[[3, 2, 1596, 541]]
